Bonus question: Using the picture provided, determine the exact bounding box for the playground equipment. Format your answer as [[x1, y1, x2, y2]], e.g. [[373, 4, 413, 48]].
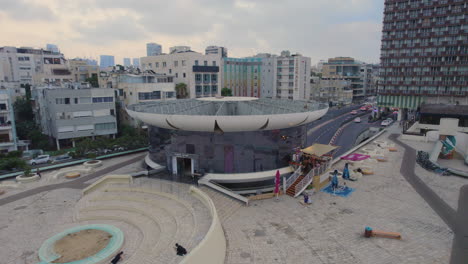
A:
[[364, 226, 402, 240]]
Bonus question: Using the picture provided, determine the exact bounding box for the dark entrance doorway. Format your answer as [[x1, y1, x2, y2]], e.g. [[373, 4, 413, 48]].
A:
[[177, 157, 192, 177]]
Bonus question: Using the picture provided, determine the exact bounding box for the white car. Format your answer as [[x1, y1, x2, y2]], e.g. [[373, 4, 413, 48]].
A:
[[28, 155, 50, 165], [354, 117, 361, 123], [381, 119, 393, 127]]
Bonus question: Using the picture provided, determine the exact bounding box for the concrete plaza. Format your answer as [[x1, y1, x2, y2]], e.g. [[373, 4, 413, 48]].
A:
[[0, 124, 466, 263]]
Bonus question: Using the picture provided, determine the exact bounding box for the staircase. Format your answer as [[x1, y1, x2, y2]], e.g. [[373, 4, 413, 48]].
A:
[[286, 175, 304, 197]]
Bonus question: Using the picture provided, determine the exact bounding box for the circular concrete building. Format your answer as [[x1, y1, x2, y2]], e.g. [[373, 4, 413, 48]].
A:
[[127, 97, 328, 178]]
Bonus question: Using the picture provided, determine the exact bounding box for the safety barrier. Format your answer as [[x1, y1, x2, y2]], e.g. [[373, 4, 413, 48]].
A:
[[181, 186, 226, 264]]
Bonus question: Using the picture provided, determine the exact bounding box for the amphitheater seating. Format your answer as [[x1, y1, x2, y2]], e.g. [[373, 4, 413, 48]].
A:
[[74, 180, 213, 264]]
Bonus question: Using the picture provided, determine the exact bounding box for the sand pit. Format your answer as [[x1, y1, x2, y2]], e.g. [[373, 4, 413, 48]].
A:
[[52, 229, 112, 263]]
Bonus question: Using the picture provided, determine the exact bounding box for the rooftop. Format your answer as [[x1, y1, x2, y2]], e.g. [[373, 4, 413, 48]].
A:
[[126, 97, 328, 132], [129, 97, 325, 116], [420, 104, 468, 116]]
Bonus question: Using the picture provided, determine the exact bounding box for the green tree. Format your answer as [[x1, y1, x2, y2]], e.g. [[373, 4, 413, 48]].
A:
[[175, 83, 188, 99], [85, 75, 99, 88], [20, 84, 32, 100], [13, 97, 33, 121], [221, 87, 232, 96]]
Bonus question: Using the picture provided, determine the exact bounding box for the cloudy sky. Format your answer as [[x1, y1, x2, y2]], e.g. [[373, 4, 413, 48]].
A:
[[0, 0, 384, 65]]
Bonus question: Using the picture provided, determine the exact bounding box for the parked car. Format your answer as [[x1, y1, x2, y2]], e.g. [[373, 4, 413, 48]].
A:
[[22, 149, 44, 160], [381, 118, 394, 127], [28, 155, 50, 165], [360, 106, 368, 111], [350, 110, 358, 115], [51, 154, 72, 164], [354, 117, 361, 123]]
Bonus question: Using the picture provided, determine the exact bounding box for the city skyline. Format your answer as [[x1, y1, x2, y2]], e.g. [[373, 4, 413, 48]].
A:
[[0, 0, 384, 65]]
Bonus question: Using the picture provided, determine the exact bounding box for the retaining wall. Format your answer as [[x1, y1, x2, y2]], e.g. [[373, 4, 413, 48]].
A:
[[181, 186, 226, 264], [82, 175, 133, 196]]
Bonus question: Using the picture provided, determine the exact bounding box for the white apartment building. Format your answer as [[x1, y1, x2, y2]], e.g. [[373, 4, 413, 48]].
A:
[[100, 71, 176, 127], [0, 88, 18, 153], [140, 51, 221, 98], [275, 51, 311, 100], [253, 51, 311, 100], [0, 46, 71, 85], [34, 84, 117, 149]]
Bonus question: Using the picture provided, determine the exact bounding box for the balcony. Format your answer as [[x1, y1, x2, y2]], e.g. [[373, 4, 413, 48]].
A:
[[0, 123, 12, 130]]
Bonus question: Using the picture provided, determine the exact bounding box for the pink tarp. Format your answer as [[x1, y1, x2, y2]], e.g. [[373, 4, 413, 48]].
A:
[[340, 153, 371, 161]]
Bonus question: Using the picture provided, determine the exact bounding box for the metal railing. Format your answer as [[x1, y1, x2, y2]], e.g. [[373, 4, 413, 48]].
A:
[[294, 160, 331, 197], [285, 166, 302, 190]]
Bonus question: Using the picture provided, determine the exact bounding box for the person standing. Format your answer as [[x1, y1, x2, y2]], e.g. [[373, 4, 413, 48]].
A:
[[331, 170, 339, 191], [342, 163, 350, 180], [36, 168, 41, 179]]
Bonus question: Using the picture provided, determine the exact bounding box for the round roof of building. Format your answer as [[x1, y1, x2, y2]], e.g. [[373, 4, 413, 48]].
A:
[[126, 97, 328, 132]]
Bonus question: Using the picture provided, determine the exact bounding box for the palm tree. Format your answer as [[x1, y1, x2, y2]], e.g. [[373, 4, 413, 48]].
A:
[[175, 83, 188, 99]]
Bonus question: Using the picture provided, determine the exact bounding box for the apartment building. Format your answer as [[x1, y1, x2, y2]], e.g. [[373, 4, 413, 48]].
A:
[[0, 88, 18, 153], [100, 55, 115, 68], [34, 84, 117, 149], [0, 46, 71, 85], [68, 59, 99, 84], [322, 57, 376, 101], [100, 71, 176, 127], [222, 57, 262, 97], [275, 51, 311, 100], [206, 46, 228, 57], [378, 0, 468, 118], [132, 58, 140, 67], [140, 51, 221, 98], [147, 43, 162, 56], [123, 58, 132, 67], [310, 77, 353, 105]]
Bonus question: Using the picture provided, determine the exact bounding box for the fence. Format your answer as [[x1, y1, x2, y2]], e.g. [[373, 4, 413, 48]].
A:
[[284, 166, 303, 190], [293, 160, 331, 197]]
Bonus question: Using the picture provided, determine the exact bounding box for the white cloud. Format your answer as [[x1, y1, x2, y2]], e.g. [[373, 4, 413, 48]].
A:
[[0, 0, 384, 65]]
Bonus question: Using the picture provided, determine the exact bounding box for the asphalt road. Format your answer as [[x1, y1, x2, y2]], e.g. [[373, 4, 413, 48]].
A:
[[306, 105, 362, 146], [333, 113, 379, 157]]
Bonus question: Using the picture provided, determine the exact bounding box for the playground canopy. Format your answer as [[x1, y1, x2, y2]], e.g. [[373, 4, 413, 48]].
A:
[[301, 144, 337, 157], [341, 153, 371, 161]]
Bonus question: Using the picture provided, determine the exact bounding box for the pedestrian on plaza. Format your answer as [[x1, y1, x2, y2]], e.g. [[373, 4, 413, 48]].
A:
[[303, 192, 309, 204], [331, 170, 339, 191], [110, 251, 123, 264], [175, 243, 187, 256], [342, 163, 350, 180], [36, 168, 41, 178]]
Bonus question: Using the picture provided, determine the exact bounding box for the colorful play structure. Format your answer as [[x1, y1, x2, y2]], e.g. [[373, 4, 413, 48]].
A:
[[364, 226, 402, 240], [428, 130, 468, 178]]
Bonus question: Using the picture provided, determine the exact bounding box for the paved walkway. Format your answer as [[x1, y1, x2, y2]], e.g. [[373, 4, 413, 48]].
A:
[[390, 134, 468, 264], [0, 154, 146, 206]]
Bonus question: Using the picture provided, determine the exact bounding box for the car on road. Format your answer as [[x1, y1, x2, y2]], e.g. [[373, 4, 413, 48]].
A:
[[360, 106, 368, 111], [381, 118, 394, 127], [51, 154, 72, 164], [28, 155, 50, 165], [351, 110, 358, 115], [354, 117, 361, 123]]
